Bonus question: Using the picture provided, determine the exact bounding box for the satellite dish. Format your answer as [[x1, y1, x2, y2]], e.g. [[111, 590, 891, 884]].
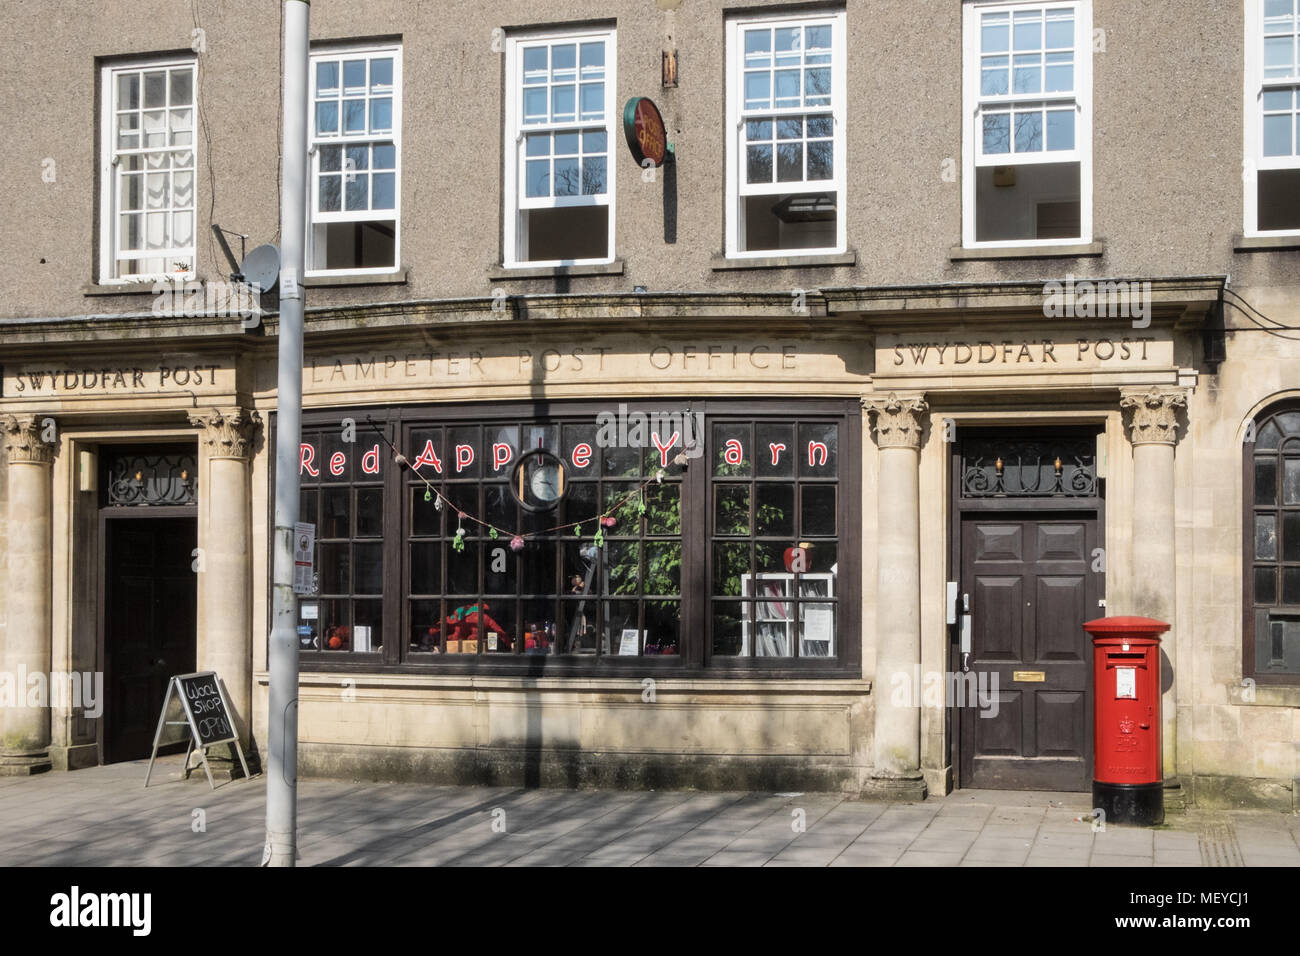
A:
[[238, 243, 280, 292]]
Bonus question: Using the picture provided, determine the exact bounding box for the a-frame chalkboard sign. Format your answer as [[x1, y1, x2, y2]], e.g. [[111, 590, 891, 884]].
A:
[[144, 671, 251, 790]]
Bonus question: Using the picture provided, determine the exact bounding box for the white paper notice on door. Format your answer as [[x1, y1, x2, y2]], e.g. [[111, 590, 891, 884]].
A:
[[1115, 666, 1137, 699]]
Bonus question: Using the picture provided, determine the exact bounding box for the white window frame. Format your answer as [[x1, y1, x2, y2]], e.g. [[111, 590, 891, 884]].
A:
[[502, 26, 618, 269], [961, 0, 1093, 248], [98, 56, 198, 284], [724, 9, 848, 259], [1245, 0, 1300, 236], [306, 42, 403, 276]]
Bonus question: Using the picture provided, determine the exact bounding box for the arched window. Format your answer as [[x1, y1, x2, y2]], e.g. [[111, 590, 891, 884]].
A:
[[1245, 401, 1300, 683]]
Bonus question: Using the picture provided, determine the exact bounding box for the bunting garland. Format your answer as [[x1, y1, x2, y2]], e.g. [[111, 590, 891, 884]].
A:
[[366, 416, 689, 551]]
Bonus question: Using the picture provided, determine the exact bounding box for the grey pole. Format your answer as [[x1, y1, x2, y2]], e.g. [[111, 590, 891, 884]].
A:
[[265, 0, 309, 868]]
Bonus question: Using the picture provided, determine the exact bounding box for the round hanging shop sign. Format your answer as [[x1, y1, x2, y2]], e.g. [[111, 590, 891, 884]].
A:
[[623, 96, 669, 167]]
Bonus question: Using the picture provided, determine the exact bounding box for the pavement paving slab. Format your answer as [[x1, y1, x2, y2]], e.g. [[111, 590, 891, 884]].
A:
[[0, 756, 1295, 867]]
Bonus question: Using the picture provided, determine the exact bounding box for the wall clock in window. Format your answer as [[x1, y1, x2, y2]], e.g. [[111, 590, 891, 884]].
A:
[[512, 449, 567, 512]]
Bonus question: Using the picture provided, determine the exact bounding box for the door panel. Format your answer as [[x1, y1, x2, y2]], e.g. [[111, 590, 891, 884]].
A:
[[959, 515, 1097, 791], [104, 518, 197, 763]]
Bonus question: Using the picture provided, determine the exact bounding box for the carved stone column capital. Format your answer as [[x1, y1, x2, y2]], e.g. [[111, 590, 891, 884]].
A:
[[864, 393, 929, 450], [3, 414, 58, 465], [189, 407, 262, 460], [1120, 387, 1187, 446]]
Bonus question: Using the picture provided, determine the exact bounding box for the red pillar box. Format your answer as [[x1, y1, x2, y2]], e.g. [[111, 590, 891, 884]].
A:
[[1083, 616, 1169, 826]]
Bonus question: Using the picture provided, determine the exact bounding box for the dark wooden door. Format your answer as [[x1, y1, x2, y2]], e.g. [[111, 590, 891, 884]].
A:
[[104, 517, 197, 763], [958, 514, 1098, 791]]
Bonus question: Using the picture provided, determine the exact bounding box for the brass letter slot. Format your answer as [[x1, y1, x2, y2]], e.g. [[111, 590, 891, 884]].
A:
[[1013, 670, 1046, 682]]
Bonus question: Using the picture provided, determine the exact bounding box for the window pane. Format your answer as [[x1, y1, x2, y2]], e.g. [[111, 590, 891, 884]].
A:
[[805, 67, 831, 104], [552, 85, 576, 120], [1263, 114, 1293, 157], [373, 143, 396, 169], [343, 60, 366, 91], [1285, 457, 1300, 504], [144, 71, 167, 108], [370, 57, 393, 89], [523, 87, 547, 122], [369, 97, 392, 132], [354, 543, 383, 594], [1045, 13, 1074, 49], [1285, 568, 1300, 605], [345, 173, 369, 210], [1256, 457, 1279, 504], [1046, 109, 1075, 151], [1257, 514, 1278, 560], [777, 142, 803, 181], [712, 602, 747, 656], [169, 69, 193, 106], [744, 28, 771, 64], [554, 157, 579, 196], [715, 485, 751, 535], [554, 131, 579, 155], [373, 172, 395, 209], [580, 82, 604, 119], [1013, 11, 1042, 51], [117, 73, 139, 110], [983, 113, 1011, 153], [982, 56, 1010, 95], [1012, 54, 1042, 94], [1044, 51, 1073, 92], [1283, 512, 1300, 561], [799, 423, 838, 475], [343, 99, 365, 133], [774, 69, 800, 108], [315, 101, 339, 135], [744, 72, 771, 109], [982, 14, 1010, 53], [316, 61, 339, 93], [807, 140, 833, 179], [1256, 567, 1278, 604], [755, 484, 795, 537], [801, 484, 836, 536], [318, 175, 340, 211], [1014, 110, 1043, 151], [581, 156, 606, 195]]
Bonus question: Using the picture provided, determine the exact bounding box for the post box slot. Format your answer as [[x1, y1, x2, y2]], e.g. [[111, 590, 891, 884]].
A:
[[1106, 653, 1146, 661]]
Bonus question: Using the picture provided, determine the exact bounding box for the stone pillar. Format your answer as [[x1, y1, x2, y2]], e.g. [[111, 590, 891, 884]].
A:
[[1, 415, 57, 775], [1119, 386, 1187, 782], [864, 393, 928, 798], [189, 407, 261, 762]]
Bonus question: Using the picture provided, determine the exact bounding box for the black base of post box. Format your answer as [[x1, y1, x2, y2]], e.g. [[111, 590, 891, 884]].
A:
[[1092, 781, 1164, 827]]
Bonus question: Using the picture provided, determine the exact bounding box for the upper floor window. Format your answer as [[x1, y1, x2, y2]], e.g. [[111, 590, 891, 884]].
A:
[[725, 10, 846, 257], [503, 28, 616, 267], [962, 1, 1092, 246], [1245, 401, 1300, 684], [99, 58, 197, 282], [308, 44, 402, 273], [1246, 0, 1300, 234]]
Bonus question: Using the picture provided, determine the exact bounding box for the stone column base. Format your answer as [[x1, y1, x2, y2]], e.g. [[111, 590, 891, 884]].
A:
[[50, 744, 99, 772], [0, 751, 52, 776], [863, 771, 928, 802]]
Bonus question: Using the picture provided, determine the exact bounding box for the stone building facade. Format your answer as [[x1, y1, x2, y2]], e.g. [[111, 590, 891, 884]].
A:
[[0, 0, 1297, 808]]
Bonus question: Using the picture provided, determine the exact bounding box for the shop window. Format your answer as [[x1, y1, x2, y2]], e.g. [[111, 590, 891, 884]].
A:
[[1245, 401, 1300, 682], [962, 1, 1092, 246], [1246, 0, 1300, 235], [296, 427, 386, 654], [709, 420, 841, 658], [308, 44, 401, 273], [503, 29, 616, 267], [725, 11, 846, 257], [404, 420, 681, 658], [284, 402, 859, 674], [99, 58, 197, 281]]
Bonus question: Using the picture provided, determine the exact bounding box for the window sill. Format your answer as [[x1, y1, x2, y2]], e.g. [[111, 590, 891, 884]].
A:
[[711, 251, 856, 271], [1233, 234, 1300, 252], [83, 278, 201, 297], [1227, 680, 1300, 707], [488, 260, 625, 280], [948, 241, 1104, 261], [304, 268, 408, 287]]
